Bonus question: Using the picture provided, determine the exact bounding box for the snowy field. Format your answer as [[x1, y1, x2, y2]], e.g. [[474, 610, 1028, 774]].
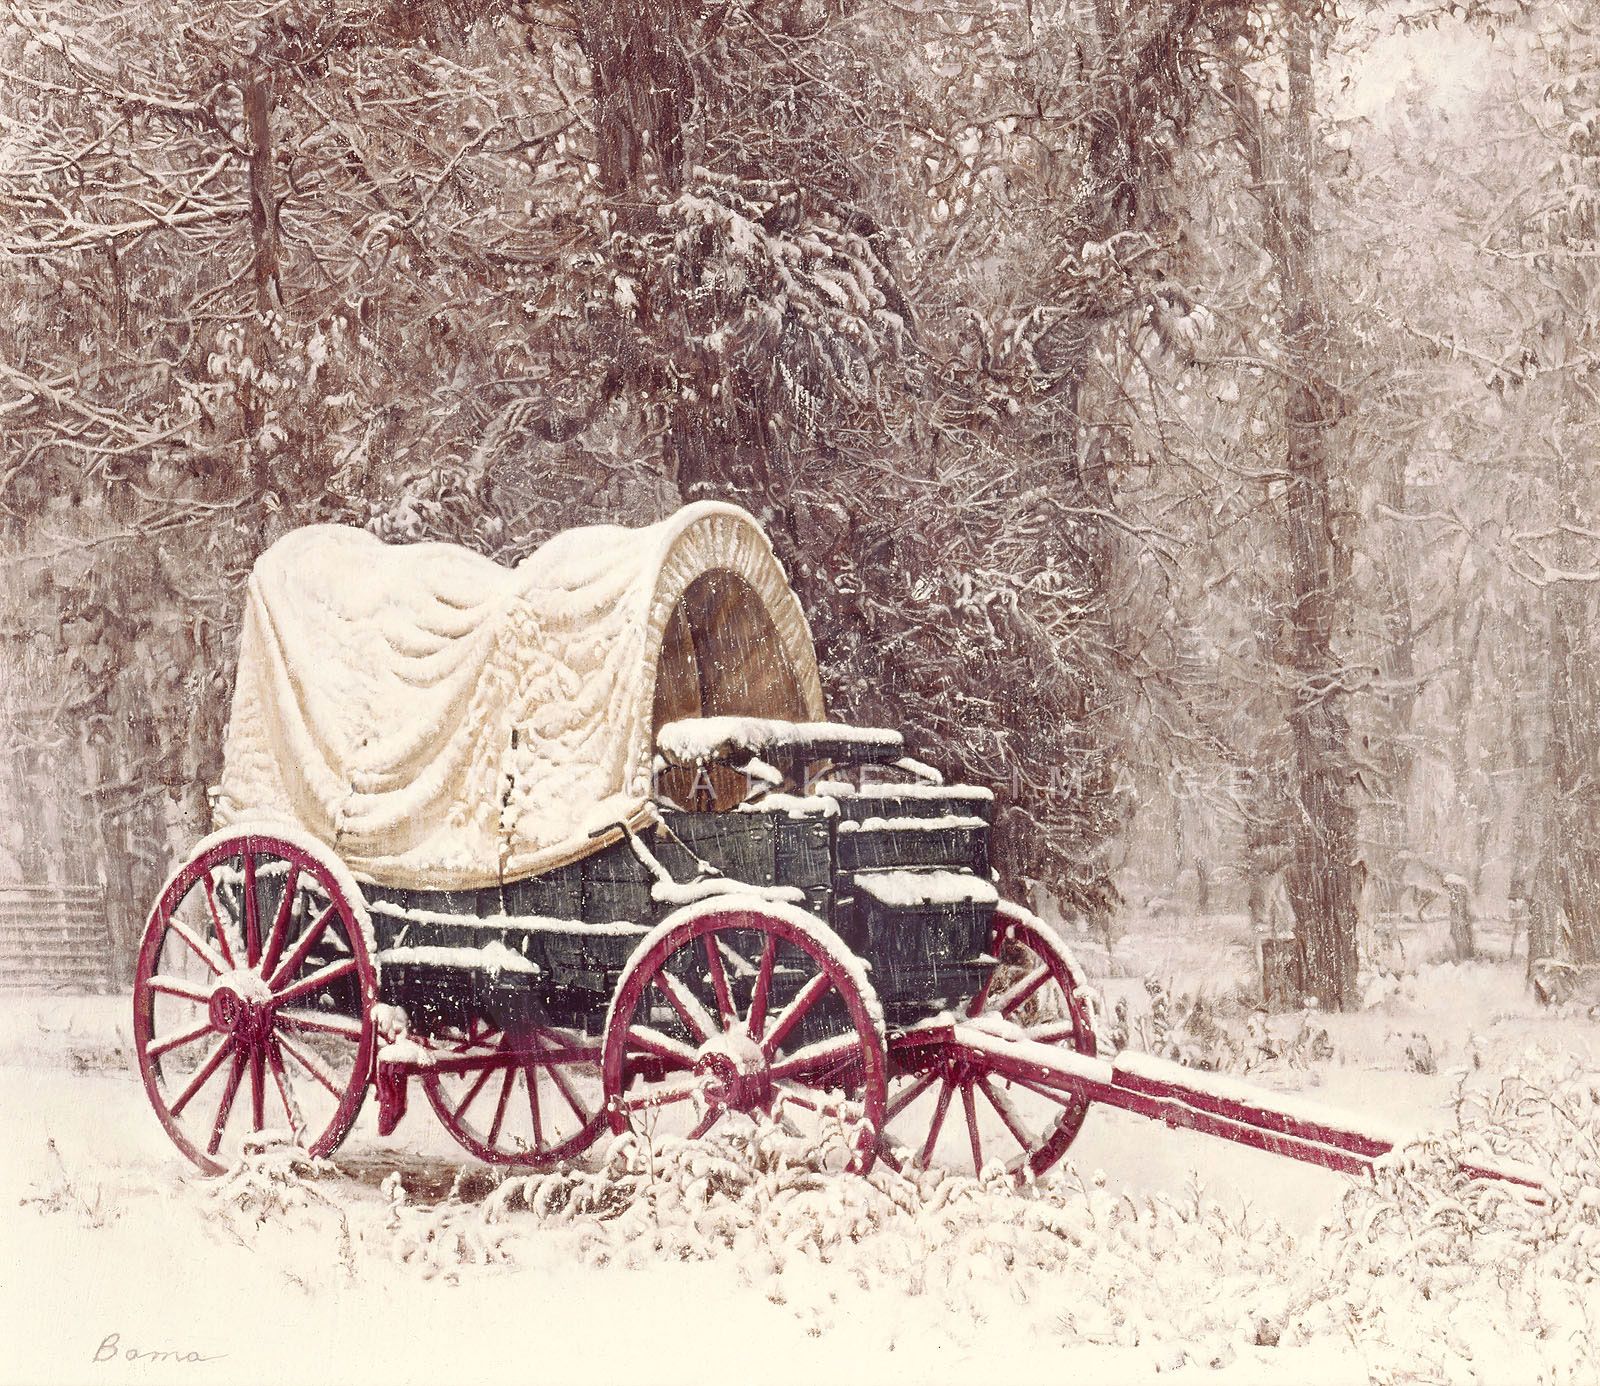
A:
[[2, 911, 1596, 1386]]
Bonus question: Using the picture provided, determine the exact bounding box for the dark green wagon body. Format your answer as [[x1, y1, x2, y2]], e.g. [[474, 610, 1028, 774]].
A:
[[367, 780, 1000, 1038]]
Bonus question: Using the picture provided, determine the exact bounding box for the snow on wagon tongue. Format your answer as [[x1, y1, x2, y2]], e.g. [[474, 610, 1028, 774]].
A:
[[210, 502, 825, 891]]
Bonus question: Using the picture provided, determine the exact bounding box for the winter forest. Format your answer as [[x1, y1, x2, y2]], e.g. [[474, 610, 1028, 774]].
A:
[[8, 0, 1600, 1004], [3, 0, 1600, 1383]]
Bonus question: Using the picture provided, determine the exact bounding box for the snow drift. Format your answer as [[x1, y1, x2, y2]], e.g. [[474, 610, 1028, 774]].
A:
[[211, 503, 824, 889]]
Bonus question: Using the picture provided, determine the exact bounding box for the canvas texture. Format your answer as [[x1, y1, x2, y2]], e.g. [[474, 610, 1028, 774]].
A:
[[212, 502, 824, 888]]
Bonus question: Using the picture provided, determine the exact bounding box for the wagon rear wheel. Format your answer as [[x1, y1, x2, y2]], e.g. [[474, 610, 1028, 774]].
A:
[[882, 901, 1097, 1179], [132, 831, 377, 1174], [602, 904, 888, 1172], [420, 1017, 605, 1167]]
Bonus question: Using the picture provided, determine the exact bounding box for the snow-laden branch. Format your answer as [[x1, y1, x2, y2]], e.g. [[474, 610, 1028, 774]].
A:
[[1505, 523, 1600, 586]]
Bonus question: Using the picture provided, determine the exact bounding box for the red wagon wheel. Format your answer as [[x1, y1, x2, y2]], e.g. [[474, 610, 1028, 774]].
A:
[[883, 901, 1098, 1178], [421, 1017, 605, 1166], [132, 831, 377, 1175], [602, 903, 888, 1171]]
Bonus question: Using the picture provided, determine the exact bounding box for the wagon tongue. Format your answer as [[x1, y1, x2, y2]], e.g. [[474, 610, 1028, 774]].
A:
[[895, 1020, 1548, 1197]]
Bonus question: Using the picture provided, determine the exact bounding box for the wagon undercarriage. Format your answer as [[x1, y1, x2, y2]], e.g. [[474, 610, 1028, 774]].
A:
[[131, 815, 1541, 1196]]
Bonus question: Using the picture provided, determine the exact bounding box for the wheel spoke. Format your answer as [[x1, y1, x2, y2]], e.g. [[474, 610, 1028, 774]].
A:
[[164, 916, 226, 977], [1026, 1018, 1081, 1045], [249, 1045, 267, 1132], [168, 1035, 233, 1117], [272, 956, 357, 1010], [260, 865, 301, 976], [995, 964, 1052, 1019], [202, 875, 238, 971], [977, 1077, 1034, 1154], [885, 1070, 939, 1122], [703, 931, 736, 1028], [687, 1107, 723, 1141], [626, 1024, 698, 1069], [148, 974, 211, 1005], [207, 1049, 248, 1155], [451, 1063, 498, 1122], [761, 970, 831, 1057], [715, 935, 758, 979], [278, 1030, 343, 1097], [919, 1080, 955, 1167], [621, 1076, 700, 1113], [747, 934, 777, 1038], [965, 967, 998, 1018], [961, 1081, 984, 1176], [537, 1039, 593, 1122], [266, 1039, 306, 1142], [243, 854, 261, 967], [267, 903, 337, 991], [651, 970, 716, 1045], [147, 1017, 215, 1061], [1009, 1074, 1086, 1109], [486, 1067, 516, 1147], [525, 1065, 545, 1148], [275, 1008, 364, 1041], [768, 1031, 863, 1083]]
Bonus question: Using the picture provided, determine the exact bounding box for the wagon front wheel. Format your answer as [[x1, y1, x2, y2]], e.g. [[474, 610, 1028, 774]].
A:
[[132, 831, 377, 1174], [882, 901, 1098, 1179], [601, 904, 888, 1171]]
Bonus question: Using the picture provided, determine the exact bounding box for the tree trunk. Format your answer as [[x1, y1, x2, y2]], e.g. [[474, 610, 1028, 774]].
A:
[[572, 2, 788, 507], [78, 720, 138, 985], [1446, 875, 1475, 961], [1368, 448, 1419, 925], [1276, 16, 1359, 1009], [1546, 439, 1600, 966], [244, 79, 280, 314], [241, 76, 280, 496], [1527, 827, 1562, 992]]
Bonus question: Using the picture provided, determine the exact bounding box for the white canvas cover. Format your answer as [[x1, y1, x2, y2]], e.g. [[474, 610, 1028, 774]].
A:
[[212, 502, 825, 889]]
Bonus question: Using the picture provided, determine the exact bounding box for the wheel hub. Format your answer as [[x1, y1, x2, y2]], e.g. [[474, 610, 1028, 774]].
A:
[[693, 1029, 771, 1113], [207, 969, 275, 1044]]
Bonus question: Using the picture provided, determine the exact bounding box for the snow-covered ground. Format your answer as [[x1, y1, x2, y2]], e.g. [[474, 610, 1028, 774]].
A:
[[2, 911, 1595, 1386]]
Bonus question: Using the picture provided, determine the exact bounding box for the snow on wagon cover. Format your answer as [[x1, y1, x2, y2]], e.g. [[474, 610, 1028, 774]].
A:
[[212, 502, 825, 890]]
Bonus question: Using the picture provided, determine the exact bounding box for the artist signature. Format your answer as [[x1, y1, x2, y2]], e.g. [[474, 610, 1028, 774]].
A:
[[93, 1333, 225, 1366]]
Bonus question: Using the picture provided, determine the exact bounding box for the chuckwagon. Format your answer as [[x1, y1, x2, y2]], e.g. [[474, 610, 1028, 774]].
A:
[[133, 503, 1543, 1193]]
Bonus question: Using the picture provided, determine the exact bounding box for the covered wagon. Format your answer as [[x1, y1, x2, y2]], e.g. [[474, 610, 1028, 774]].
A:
[[133, 502, 1098, 1175], [139, 503, 1527, 1196]]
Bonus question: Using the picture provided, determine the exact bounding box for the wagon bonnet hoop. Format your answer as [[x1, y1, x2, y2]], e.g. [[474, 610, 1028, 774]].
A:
[[620, 504, 825, 804]]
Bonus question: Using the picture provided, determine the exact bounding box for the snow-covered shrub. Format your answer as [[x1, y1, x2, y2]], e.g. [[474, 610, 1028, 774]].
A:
[[1317, 1048, 1600, 1383], [1107, 976, 1334, 1074], [381, 1169, 518, 1282], [208, 1134, 342, 1228]]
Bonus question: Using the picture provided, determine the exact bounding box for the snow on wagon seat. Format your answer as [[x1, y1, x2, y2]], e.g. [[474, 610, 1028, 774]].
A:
[[211, 502, 825, 891]]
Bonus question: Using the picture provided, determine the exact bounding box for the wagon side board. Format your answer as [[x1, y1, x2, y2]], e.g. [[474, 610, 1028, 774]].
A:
[[366, 787, 1007, 1039]]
